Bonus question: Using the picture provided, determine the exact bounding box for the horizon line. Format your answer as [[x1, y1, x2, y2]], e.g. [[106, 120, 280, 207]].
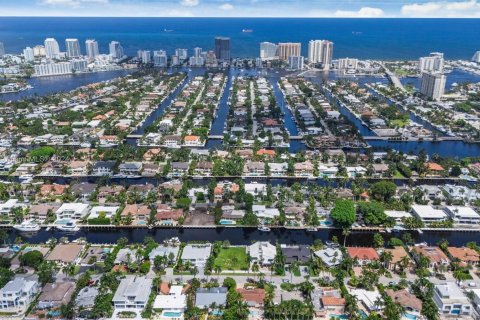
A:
[[1, 16, 480, 19]]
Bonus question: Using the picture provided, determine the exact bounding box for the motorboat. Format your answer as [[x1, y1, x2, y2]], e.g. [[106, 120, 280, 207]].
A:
[[258, 226, 271, 232], [56, 221, 80, 232], [306, 227, 318, 232], [13, 220, 41, 232]]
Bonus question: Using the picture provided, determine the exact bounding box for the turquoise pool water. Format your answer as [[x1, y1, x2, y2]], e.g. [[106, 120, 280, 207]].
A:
[[320, 220, 333, 226], [404, 313, 417, 320], [163, 311, 182, 318], [329, 315, 348, 319], [219, 219, 235, 225]]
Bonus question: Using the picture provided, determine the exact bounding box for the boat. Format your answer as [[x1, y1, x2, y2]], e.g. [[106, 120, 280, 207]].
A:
[[306, 227, 317, 232], [258, 226, 271, 232], [242, 29, 253, 33], [56, 221, 80, 232], [13, 220, 40, 232], [19, 174, 34, 181]]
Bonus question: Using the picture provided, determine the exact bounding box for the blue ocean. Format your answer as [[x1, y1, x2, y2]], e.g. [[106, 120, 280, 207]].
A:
[[0, 17, 479, 59]]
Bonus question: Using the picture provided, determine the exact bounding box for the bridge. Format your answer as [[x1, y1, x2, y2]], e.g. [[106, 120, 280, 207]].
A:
[[126, 134, 143, 139], [381, 63, 406, 92]]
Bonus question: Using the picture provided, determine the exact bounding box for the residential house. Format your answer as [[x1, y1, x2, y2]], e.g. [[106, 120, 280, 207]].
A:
[[313, 248, 343, 267], [280, 245, 311, 264], [433, 282, 472, 316], [112, 276, 153, 310], [0, 276, 40, 315], [237, 288, 265, 307], [244, 161, 265, 176], [294, 161, 314, 177], [121, 204, 150, 224], [248, 242, 276, 266], [91, 160, 116, 176], [447, 247, 480, 266], [195, 287, 228, 309], [68, 161, 89, 176], [385, 289, 422, 315], [445, 206, 480, 225], [181, 244, 212, 267], [170, 162, 189, 177], [37, 281, 76, 309], [55, 203, 89, 220], [119, 162, 142, 176], [411, 205, 448, 224], [153, 285, 187, 314], [148, 246, 180, 263], [410, 245, 450, 270], [195, 161, 213, 176], [46, 244, 84, 265], [347, 247, 380, 265]]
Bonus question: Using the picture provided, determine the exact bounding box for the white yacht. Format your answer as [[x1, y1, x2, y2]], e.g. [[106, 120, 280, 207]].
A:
[[13, 220, 41, 232], [56, 221, 80, 232], [258, 226, 271, 232]]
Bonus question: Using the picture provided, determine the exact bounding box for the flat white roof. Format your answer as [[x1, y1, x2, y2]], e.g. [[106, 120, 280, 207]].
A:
[[153, 286, 186, 310], [411, 205, 447, 219], [446, 206, 480, 218], [385, 210, 412, 219]]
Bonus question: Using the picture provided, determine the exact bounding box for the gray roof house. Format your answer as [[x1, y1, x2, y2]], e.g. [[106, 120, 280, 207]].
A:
[[92, 161, 116, 176], [280, 245, 311, 264], [75, 286, 99, 309], [114, 248, 138, 264], [195, 287, 228, 308], [0, 275, 40, 314], [181, 244, 212, 267], [112, 276, 153, 310], [148, 246, 180, 262]]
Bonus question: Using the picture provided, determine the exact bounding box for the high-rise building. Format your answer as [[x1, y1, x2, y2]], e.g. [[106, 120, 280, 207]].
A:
[[171, 55, 180, 66], [23, 47, 35, 62], [338, 58, 358, 70], [65, 38, 81, 58], [34, 61, 73, 76], [288, 56, 304, 70], [175, 48, 188, 60], [33, 45, 45, 57], [193, 47, 202, 58], [153, 50, 168, 67], [420, 72, 446, 101], [260, 42, 278, 60], [109, 41, 124, 60], [419, 52, 444, 73], [85, 39, 99, 59], [277, 43, 301, 61], [205, 50, 217, 66], [0, 42, 5, 56], [215, 37, 230, 61], [472, 51, 480, 63], [308, 40, 334, 68], [44, 38, 60, 59], [140, 50, 151, 64], [71, 59, 88, 72]]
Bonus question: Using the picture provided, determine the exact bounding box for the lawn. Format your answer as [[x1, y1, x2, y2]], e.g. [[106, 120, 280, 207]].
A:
[[213, 247, 249, 271]]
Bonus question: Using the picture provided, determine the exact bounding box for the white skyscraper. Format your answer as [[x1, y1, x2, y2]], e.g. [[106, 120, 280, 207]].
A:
[[109, 41, 124, 60], [0, 42, 5, 56], [140, 50, 151, 64], [338, 58, 358, 71], [154, 50, 168, 67], [65, 38, 81, 58], [472, 51, 480, 63], [175, 48, 188, 60], [420, 72, 446, 101], [288, 56, 304, 70], [277, 43, 301, 61], [85, 39, 99, 59], [193, 47, 202, 58], [308, 40, 334, 68], [33, 45, 45, 57], [260, 42, 278, 60], [23, 47, 35, 62], [419, 52, 444, 73], [44, 38, 60, 59]]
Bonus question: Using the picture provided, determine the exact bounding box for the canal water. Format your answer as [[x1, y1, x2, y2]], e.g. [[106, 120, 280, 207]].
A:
[[6, 227, 480, 247]]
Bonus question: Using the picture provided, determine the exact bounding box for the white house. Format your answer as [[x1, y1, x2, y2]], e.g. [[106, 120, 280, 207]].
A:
[[0, 276, 40, 315], [55, 203, 90, 220], [313, 248, 343, 267], [181, 244, 212, 268], [252, 205, 280, 220], [385, 210, 412, 224], [444, 206, 480, 225], [350, 289, 383, 312], [113, 276, 153, 310], [88, 206, 119, 220], [248, 242, 276, 266], [153, 285, 187, 314], [432, 282, 472, 316], [411, 205, 447, 223]]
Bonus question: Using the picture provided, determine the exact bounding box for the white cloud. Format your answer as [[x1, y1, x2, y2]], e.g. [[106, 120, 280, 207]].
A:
[[40, 0, 108, 8], [219, 3, 234, 10], [334, 7, 384, 18], [401, 0, 480, 17], [180, 0, 199, 7]]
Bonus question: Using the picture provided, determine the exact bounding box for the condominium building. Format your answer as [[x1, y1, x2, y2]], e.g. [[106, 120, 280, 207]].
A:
[[34, 62, 73, 76], [215, 37, 230, 61], [420, 71, 446, 101], [153, 50, 168, 67], [44, 38, 60, 59], [277, 42, 301, 61], [85, 39, 99, 59], [65, 38, 81, 57], [337, 58, 358, 70], [175, 48, 188, 60], [109, 41, 124, 60], [260, 42, 278, 60], [419, 52, 444, 73], [308, 40, 334, 68], [33, 45, 45, 57], [472, 51, 480, 63], [288, 56, 304, 70], [139, 50, 151, 64], [23, 47, 35, 62], [0, 42, 4, 56]]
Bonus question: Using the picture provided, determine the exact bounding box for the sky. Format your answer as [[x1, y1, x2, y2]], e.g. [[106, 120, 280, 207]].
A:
[[2, 0, 480, 18]]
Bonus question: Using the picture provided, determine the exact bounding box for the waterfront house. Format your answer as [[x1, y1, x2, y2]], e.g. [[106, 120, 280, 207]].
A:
[[294, 161, 314, 177], [37, 281, 76, 310], [114, 248, 138, 265], [46, 244, 84, 265], [155, 205, 183, 225], [121, 204, 150, 224], [88, 206, 119, 220], [181, 244, 212, 268], [164, 135, 182, 148], [148, 245, 180, 263], [39, 184, 67, 197], [97, 185, 124, 203], [252, 205, 280, 220], [128, 184, 155, 197], [447, 247, 480, 266], [0, 276, 40, 315], [170, 162, 190, 177], [313, 248, 343, 267], [68, 160, 89, 176], [268, 162, 288, 176], [75, 287, 99, 309], [184, 135, 202, 146], [411, 205, 448, 224], [70, 182, 96, 200], [194, 161, 213, 176], [0, 199, 26, 219], [382, 246, 412, 271], [256, 149, 276, 157], [141, 163, 162, 177], [29, 203, 60, 222], [119, 162, 142, 176], [410, 245, 450, 270], [444, 206, 480, 225], [248, 242, 276, 266], [425, 162, 445, 176], [280, 245, 311, 264], [347, 247, 380, 265], [195, 287, 228, 309], [91, 160, 116, 176], [244, 161, 265, 176], [143, 148, 163, 161], [55, 203, 89, 220], [433, 282, 472, 316], [349, 288, 383, 312], [113, 276, 153, 310]]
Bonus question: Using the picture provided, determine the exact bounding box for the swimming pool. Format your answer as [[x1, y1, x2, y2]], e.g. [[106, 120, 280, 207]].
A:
[[404, 313, 417, 320], [329, 315, 348, 319], [320, 220, 333, 226], [219, 219, 236, 225], [162, 311, 183, 318]]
